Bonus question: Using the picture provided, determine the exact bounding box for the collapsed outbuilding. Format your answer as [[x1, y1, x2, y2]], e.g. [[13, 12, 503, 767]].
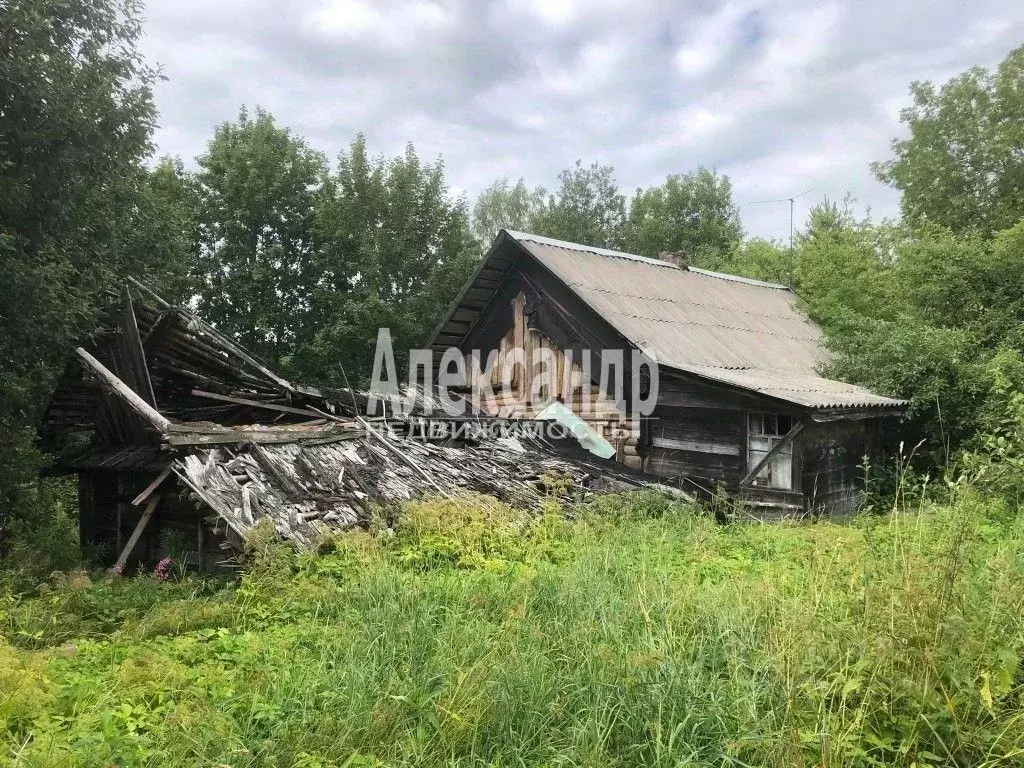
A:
[[41, 281, 684, 572]]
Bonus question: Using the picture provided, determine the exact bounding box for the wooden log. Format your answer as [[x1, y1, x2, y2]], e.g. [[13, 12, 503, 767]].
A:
[[120, 285, 158, 408], [165, 430, 359, 446], [127, 276, 171, 309], [191, 389, 324, 418], [111, 494, 160, 574], [621, 455, 643, 470], [513, 293, 525, 397], [75, 347, 171, 432], [131, 466, 172, 507]]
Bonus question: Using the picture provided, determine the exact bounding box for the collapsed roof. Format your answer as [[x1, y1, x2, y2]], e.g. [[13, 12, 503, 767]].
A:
[[43, 281, 689, 551]]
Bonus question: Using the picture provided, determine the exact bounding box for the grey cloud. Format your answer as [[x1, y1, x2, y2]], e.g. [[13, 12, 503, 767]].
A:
[[140, 0, 1024, 241]]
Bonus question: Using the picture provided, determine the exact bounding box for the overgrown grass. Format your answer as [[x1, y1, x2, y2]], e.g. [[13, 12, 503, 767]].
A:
[[2, 488, 1024, 767]]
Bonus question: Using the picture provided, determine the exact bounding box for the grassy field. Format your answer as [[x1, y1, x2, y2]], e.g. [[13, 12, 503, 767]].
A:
[[2, 489, 1024, 767]]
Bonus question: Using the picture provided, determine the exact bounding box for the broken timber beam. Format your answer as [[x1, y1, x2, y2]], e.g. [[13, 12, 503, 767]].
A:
[[111, 493, 160, 574], [191, 389, 324, 419], [131, 466, 172, 507], [120, 285, 158, 408], [739, 421, 804, 488], [75, 347, 171, 433]]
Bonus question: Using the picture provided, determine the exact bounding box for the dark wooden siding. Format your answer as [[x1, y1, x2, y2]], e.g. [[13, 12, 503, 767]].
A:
[[80, 470, 228, 572], [646, 373, 798, 492], [646, 374, 891, 518], [802, 418, 885, 517], [646, 405, 745, 487]]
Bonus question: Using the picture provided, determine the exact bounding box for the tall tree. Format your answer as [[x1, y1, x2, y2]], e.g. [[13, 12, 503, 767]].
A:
[[530, 161, 625, 248], [471, 177, 546, 244], [718, 238, 794, 286], [0, 0, 164, 550], [620, 168, 742, 263], [191, 107, 328, 368], [132, 157, 200, 305], [873, 45, 1024, 235], [296, 135, 477, 385]]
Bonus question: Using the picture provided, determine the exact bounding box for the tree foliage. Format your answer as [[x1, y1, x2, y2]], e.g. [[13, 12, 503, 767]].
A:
[[0, 0, 171, 548], [471, 177, 545, 243], [191, 107, 328, 367], [873, 45, 1024, 235], [295, 136, 477, 384], [620, 168, 742, 263], [796, 217, 1024, 460], [529, 161, 625, 249]]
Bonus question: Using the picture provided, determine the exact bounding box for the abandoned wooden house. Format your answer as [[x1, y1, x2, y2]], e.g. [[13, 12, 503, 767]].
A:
[[40, 281, 677, 572], [428, 230, 906, 516]]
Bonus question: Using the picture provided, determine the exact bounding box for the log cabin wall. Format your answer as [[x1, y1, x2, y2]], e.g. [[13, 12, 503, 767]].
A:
[[648, 372, 802, 493], [648, 372, 891, 516], [79, 469, 227, 572], [454, 259, 643, 464]]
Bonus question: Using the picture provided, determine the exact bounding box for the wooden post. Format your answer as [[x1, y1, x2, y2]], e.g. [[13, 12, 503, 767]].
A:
[[197, 516, 205, 573], [740, 421, 804, 488], [115, 474, 124, 556], [513, 293, 525, 399], [111, 494, 160, 574], [75, 347, 170, 432]]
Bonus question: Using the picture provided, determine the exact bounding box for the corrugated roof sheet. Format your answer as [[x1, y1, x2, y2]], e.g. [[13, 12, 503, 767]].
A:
[[502, 231, 905, 411]]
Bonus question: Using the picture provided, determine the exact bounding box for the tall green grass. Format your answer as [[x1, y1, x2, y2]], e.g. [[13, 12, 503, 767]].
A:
[[2, 488, 1023, 767]]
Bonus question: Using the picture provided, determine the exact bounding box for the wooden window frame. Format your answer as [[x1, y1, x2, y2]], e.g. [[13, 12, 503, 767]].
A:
[[745, 412, 797, 490]]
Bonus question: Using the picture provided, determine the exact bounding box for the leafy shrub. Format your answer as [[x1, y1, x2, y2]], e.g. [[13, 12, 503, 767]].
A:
[[390, 493, 546, 569]]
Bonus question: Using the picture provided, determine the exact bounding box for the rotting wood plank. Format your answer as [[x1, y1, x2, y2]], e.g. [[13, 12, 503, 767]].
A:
[[111, 494, 160, 573], [131, 466, 172, 507], [651, 437, 740, 456], [120, 286, 158, 408], [191, 389, 325, 419], [165, 430, 360, 447]]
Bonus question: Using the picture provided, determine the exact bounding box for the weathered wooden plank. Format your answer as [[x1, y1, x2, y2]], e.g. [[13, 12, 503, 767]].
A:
[[651, 437, 740, 455], [191, 389, 324, 419], [166, 430, 360, 447], [111, 494, 160, 573], [120, 286, 158, 407], [131, 467, 172, 507]]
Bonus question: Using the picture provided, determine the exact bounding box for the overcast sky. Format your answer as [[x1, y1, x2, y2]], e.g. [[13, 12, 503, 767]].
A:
[[140, 0, 1023, 243]]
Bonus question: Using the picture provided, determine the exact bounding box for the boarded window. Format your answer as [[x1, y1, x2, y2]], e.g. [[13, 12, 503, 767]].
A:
[[747, 413, 793, 490]]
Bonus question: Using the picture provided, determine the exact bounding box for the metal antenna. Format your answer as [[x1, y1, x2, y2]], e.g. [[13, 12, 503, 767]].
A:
[[746, 188, 815, 253]]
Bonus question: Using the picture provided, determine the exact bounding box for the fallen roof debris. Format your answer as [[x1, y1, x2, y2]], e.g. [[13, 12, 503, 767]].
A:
[[43, 281, 690, 555]]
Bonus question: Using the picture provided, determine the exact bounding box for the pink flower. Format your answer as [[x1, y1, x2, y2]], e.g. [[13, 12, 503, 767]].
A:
[[154, 556, 173, 582]]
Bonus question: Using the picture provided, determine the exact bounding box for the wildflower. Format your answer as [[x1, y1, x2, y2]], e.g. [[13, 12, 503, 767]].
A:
[[154, 556, 173, 582]]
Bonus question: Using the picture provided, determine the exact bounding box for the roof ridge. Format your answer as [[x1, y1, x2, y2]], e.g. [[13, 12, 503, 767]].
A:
[[570, 283, 809, 321], [504, 230, 791, 290], [686, 266, 790, 291], [503, 230, 681, 268]]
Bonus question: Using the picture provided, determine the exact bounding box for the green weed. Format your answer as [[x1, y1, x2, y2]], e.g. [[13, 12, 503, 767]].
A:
[[1, 490, 1023, 766]]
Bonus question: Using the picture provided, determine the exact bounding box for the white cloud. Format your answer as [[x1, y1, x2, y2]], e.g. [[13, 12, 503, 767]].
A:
[[301, 0, 454, 47]]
